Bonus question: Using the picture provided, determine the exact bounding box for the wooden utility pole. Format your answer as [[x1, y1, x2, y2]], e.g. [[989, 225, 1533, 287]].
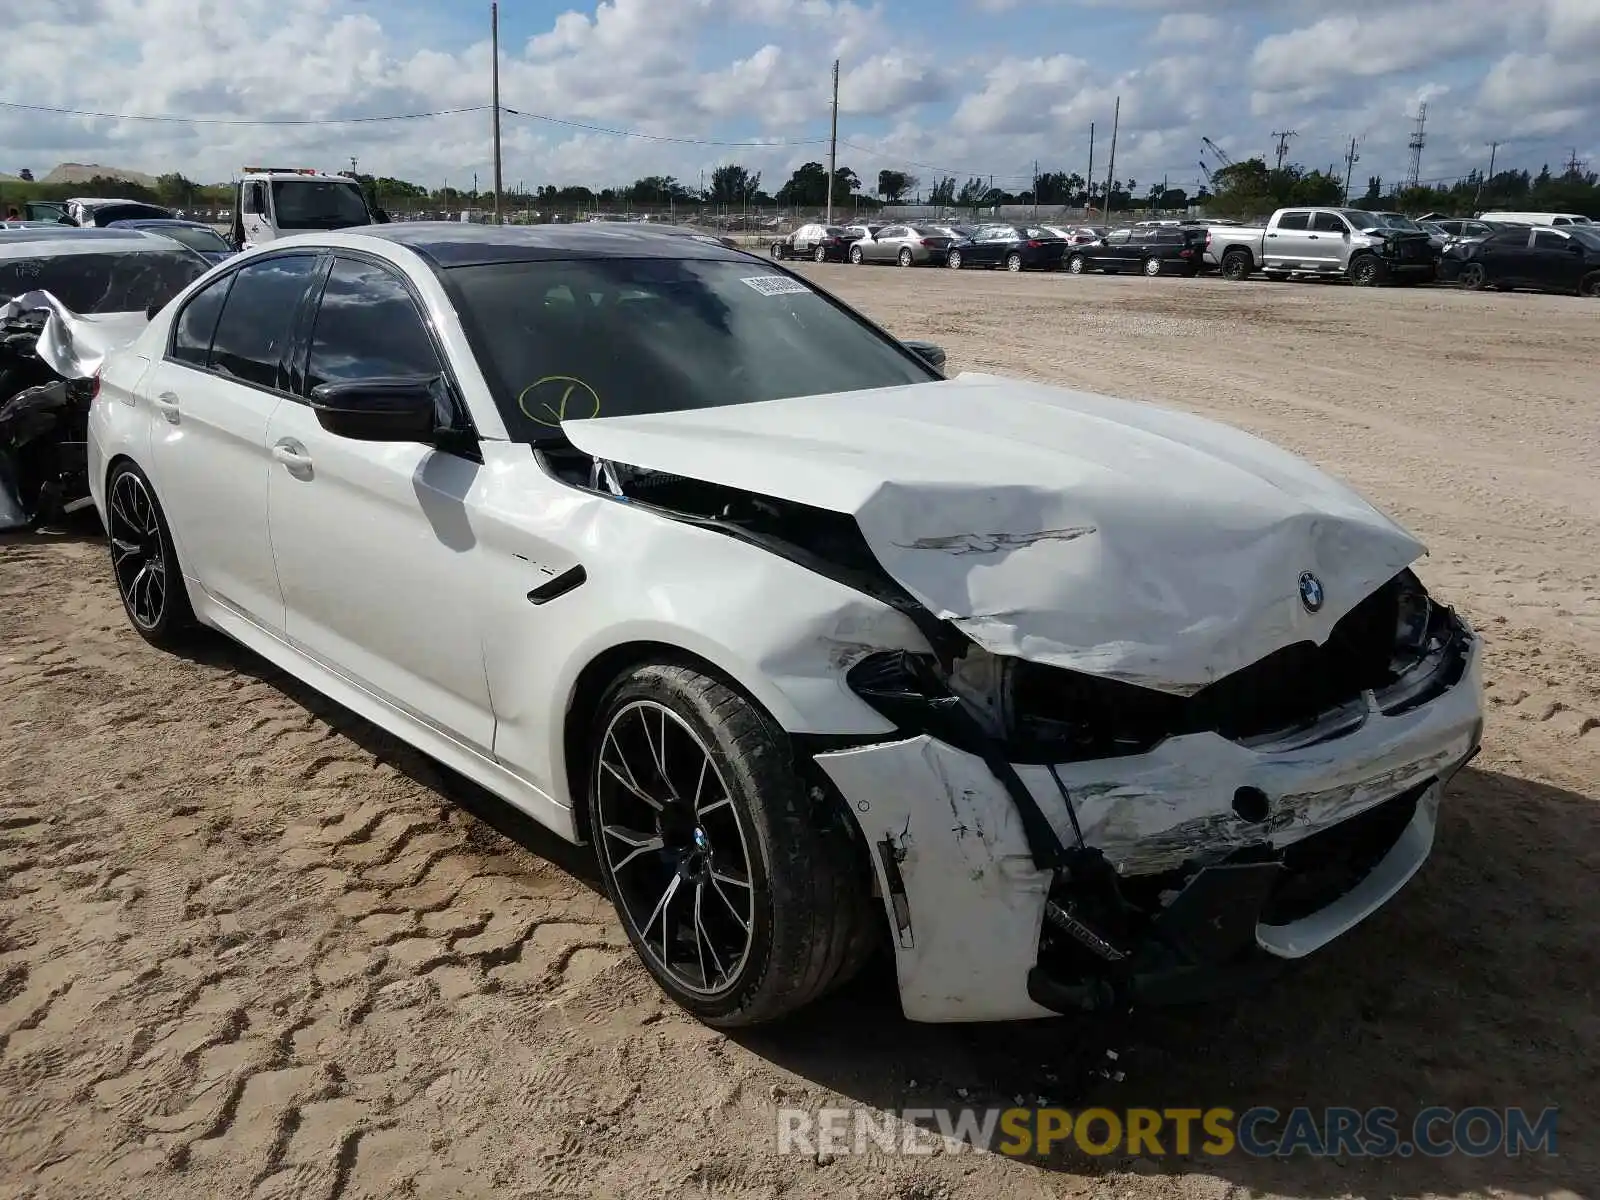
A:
[[825, 59, 839, 223], [1343, 136, 1360, 204], [1086, 122, 1094, 212], [491, 3, 503, 224], [1102, 97, 1120, 222]]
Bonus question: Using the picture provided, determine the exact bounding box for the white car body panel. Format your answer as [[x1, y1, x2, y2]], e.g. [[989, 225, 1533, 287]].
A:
[[561, 373, 1425, 695], [84, 228, 1486, 1025]]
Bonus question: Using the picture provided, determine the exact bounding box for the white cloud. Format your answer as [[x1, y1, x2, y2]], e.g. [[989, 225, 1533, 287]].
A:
[[1, 0, 1596, 201]]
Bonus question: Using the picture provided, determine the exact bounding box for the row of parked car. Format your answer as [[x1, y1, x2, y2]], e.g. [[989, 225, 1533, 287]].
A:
[[2, 196, 235, 264], [772, 209, 1600, 297], [771, 220, 1208, 276]]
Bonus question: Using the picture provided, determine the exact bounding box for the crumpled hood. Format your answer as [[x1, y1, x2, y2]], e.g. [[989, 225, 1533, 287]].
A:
[[0, 290, 150, 380], [561, 373, 1425, 694]]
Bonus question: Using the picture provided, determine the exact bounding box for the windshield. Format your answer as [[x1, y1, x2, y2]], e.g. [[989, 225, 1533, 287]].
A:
[[270, 180, 372, 230], [1569, 227, 1600, 250], [444, 256, 938, 444], [1345, 211, 1420, 232], [153, 225, 231, 255], [0, 246, 208, 313], [86, 203, 173, 226]]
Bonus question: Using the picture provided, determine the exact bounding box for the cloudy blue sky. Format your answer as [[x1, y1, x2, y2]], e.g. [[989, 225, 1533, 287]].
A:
[[3, 0, 1597, 195]]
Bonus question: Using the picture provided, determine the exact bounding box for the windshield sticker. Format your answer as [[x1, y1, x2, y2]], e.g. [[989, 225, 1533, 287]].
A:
[[739, 275, 812, 297]]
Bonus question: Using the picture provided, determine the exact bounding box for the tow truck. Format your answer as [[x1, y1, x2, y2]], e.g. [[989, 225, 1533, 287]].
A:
[[230, 167, 388, 251]]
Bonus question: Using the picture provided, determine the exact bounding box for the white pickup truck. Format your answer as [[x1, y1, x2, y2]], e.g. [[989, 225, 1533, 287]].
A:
[[1204, 207, 1439, 286], [229, 167, 387, 251]]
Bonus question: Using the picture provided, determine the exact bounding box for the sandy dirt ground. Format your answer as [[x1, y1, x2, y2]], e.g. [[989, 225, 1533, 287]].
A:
[[3, 267, 1597, 1200]]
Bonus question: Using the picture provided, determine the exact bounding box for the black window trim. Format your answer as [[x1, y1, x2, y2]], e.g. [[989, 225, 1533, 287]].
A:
[[291, 247, 478, 440], [162, 250, 324, 401]]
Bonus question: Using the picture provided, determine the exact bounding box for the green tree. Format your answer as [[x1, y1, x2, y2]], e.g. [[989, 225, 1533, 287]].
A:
[[876, 169, 916, 202], [927, 176, 956, 206], [708, 164, 761, 206], [776, 161, 828, 206]]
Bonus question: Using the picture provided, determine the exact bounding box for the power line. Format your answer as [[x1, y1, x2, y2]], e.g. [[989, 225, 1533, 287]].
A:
[[0, 98, 491, 125]]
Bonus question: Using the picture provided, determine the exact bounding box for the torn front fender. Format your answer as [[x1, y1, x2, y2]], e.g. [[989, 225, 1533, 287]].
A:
[[815, 735, 1056, 1023]]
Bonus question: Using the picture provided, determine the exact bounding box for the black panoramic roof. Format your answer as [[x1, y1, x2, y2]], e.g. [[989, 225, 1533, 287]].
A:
[[358, 221, 751, 268]]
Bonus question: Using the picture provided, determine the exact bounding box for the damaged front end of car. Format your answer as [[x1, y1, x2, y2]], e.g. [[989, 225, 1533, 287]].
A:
[[551, 391, 1485, 1022], [0, 305, 95, 530], [831, 568, 1480, 1018]]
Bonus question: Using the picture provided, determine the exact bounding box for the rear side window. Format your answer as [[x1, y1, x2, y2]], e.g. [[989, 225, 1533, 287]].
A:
[[305, 257, 442, 391], [170, 273, 234, 366], [208, 254, 321, 390]]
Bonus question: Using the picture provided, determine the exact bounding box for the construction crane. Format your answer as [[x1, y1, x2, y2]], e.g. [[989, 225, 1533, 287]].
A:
[[1198, 160, 1214, 188], [1202, 137, 1234, 168]]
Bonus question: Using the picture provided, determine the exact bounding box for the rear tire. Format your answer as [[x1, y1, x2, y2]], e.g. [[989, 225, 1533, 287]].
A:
[[1006, 252, 1023, 272], [585, 663, 877, 1028], [813, 246, 827, 263], [1220, 250, 1252, 281], [1142, 256, 1162, 277], [106, 460, 194, 649], [898, 248, 914, 267]]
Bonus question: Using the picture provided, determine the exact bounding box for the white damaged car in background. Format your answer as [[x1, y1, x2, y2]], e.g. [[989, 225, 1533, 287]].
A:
[[86, 224, 1483, 1027], [1, 229, 209, 529]]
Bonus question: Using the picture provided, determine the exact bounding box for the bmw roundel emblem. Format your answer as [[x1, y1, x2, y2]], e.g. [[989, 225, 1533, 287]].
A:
[[1298, 571, 1325, 613]]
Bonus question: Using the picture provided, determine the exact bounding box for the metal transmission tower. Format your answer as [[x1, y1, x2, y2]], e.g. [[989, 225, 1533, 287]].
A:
[[1270, 130, 1297, 170], [1406, 102, 1428, 188], [1564, 148, 1587, 178]]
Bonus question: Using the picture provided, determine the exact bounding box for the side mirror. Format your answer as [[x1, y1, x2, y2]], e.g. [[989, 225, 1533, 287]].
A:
[[902, 340, 946, 372], [373, 208, 391, 225], [309, 376, 439, 442], [145, 301, 164, 321]]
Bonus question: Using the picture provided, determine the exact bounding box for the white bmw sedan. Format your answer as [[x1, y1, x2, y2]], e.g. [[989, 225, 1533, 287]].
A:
[[88, 224, 1484, 1027]]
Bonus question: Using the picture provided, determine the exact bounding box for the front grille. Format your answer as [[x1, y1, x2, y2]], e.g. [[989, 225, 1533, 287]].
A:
[[1259, 780, 1427, 924], [1011, 573, 1406, 754]]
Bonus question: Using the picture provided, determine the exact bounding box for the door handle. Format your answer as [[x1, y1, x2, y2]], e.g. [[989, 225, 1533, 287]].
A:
[[152, 391, 181, 423], [1307, 235, 1320, 240], [1267, 233, 1278, 238], [271, 439, 313, 473]]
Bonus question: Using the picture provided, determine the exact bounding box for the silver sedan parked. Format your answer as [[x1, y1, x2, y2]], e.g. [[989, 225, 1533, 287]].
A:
[[848, 223, 956, 266]]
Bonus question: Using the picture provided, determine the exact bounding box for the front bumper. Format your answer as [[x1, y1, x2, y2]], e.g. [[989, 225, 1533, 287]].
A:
[[815, 627, 1484, 1023]]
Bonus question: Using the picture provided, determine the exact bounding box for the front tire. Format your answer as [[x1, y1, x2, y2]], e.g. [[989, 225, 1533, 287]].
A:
[[770, 242, 786, 260], [898, 248, 914, 267], [1580, 271, 1600, 298], [1066, 254, 1086, 274], [106, 460, 194, 648], [1349, 255, 1384, 287], [849, 244, 863, 265], [586, 663, 875, 1027], [947, 249, 963, 269]]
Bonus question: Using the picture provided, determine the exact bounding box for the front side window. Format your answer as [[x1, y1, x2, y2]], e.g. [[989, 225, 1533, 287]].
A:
[[1532, 230, 1568, 250], [207, 255, 322, 390], [1276, 212, 1310, 230], [443, 256, 937, 444], [269, 180, 371, 231], [305, 257, 442, 391], [170, 273, 235, 365], [1312, 212, 1348, 233]]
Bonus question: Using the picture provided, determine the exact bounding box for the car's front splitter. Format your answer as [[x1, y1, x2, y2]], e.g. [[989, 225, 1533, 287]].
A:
[[813, 633, 1484, 1024]]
